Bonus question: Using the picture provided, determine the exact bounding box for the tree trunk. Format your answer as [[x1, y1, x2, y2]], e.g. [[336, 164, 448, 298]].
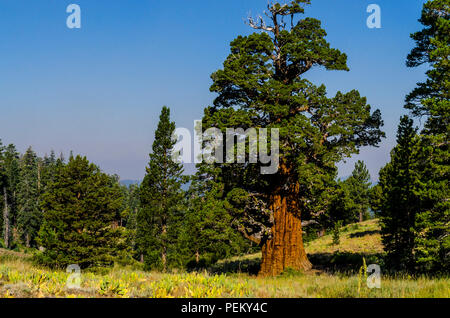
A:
[[359, 210, 363, 223], [259, 190, 312, 276], [162, 223, 167, 272], [26, 233, 30, 248], [3, 188, 9, 249], [317, 228, 325, 238]]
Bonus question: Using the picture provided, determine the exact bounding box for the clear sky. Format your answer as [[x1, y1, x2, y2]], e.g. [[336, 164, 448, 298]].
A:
[[0, 0, 428, 181]]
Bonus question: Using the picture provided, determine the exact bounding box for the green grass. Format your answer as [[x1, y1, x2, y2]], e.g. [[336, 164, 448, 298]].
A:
[[0, 220, 449, 298]]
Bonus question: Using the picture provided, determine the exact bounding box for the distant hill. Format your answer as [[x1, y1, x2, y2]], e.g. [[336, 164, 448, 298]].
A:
[[120, 179, 141, 187]]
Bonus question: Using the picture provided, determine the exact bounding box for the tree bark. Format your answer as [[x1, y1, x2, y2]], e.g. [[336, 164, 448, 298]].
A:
[[3, 187, 9, 249], [162, 223, 167, 272], [259, 188, 312, 276], [359, 210, 363, 223]]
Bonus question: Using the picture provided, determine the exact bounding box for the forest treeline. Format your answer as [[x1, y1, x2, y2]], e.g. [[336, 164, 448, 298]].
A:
[[0, 119, 380, 271], [0, 0, 448, 275]]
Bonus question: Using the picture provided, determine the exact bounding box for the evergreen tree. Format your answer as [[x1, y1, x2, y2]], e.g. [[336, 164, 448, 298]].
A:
[[138, 106, 186, 271], [396, 0, 449, 272], [379, 116, 420, 271], [327, 162, 372, 226], [37, 155, 123, 269], [120, 183, 141, 259], [201, 0, 384, 275], [347, 161, 372, 223], [406, 0, 449, 135], [2, 144, 20, 248], [179, 175, 250, 269], [369, 184, 383, 217], [17, 147, 41, 248], [0, 140, 6, 247]]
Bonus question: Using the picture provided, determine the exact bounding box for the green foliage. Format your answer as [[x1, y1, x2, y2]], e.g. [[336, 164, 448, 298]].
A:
[[332, 221, 343, 246], [36, 156, 124, 269], [378, 0, 449, 274], [328, 161, 372, 227], [406, 0, 449, 135], [17, 147, 41, 248], [379, 116, 420, 271], [0, 142, 20, 249], [406, 1, 449, 271], [200, 0, 384, 248], [379, 116, 449, 273], [137, 106, 187, 271], [180, 176, 252, 270]]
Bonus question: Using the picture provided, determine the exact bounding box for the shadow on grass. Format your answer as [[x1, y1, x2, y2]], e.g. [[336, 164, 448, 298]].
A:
[[349, 230, 380, 238], [209, 252, 386, 276], [309, 252, 385, 274], [208, 258, 261, 276]]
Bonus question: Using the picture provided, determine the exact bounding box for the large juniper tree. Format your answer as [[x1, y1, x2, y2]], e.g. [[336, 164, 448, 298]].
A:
[[138, 106, 186, 271], [37, 155, 123, 269], [201, 0, 384, 276]]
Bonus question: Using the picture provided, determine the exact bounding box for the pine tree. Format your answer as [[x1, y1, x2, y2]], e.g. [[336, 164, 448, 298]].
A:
[[138, 106, 186, 271], [379, 116, 420, 271], [327, 161, 372, 226], [347, 161, 372, 223], [201, 0, 384, 275], [17, 147, 41, 248], [0, 140, 6, 248], [2, 145, 20, 248], [400, 0, 449, 272], [120, 183, 141, 259], [179, 175, 250, 269], [36, 155, 123, 269], [406, 0, 449, 135]]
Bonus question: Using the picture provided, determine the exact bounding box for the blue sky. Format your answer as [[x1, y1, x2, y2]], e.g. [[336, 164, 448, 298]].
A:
[[0, 0, 428, 181]]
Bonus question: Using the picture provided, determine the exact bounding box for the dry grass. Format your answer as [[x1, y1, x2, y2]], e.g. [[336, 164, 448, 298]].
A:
[[0, 220, 448, 298], [306, 219, 383, 255]]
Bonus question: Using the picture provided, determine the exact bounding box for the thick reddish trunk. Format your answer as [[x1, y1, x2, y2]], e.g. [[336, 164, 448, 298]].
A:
[[259, 191, 312, 276]]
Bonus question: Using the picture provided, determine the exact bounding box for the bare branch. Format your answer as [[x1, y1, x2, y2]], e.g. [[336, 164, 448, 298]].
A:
[[247, 14, 274, 32]]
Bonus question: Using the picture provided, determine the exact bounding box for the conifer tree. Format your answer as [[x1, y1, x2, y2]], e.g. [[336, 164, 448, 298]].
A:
[[201, 0, 384, 275], [180, 175, 249, 269], [347, 161, 372, 223], [17, 147, 41, 248], [37, 155, 123, 269], [138, 106, 186, 271], [379, 116, 420, 271], [0, 140, 6, 247], [2, 144, 20, 248], [398, 0, 449, 272]]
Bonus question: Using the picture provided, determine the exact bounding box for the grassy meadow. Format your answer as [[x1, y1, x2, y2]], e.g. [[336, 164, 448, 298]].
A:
[[0, 220, 448, 298]]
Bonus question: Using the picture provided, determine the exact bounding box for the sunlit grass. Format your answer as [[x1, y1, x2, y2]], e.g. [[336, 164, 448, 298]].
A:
[[0, 220, 448, 298]]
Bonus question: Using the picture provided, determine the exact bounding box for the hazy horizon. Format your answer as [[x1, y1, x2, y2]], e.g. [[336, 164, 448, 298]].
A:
[[0, 0, 429, 181]]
